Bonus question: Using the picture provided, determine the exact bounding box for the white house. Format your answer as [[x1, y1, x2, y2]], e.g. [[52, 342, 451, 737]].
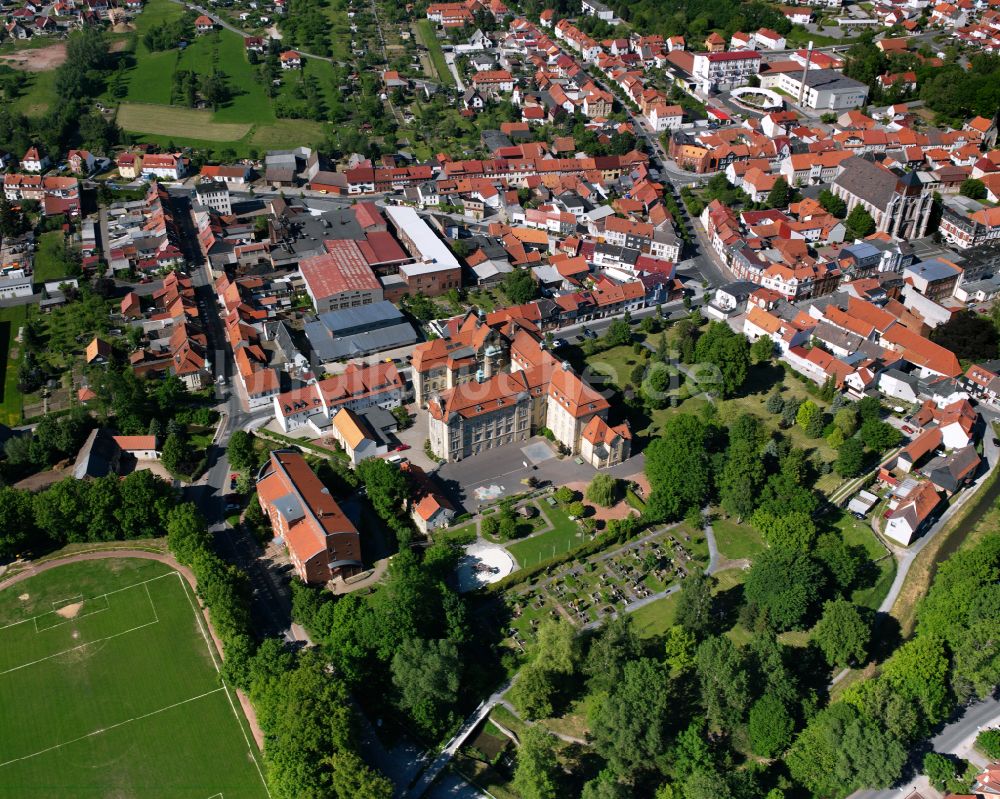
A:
[[647, 103, 684, 132], [330, 407, 387, 465], [884, 481, 940, 545], [21, 147, 49, 173], [754, 28, 786, 49]]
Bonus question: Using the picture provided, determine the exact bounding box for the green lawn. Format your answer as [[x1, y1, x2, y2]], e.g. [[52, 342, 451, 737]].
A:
[[416, 19, 450, 84], [11, 69, 57, 117], [506, 503, 587, 568], [830, 511, 897, 610], [0, 305, 27, 426], [630, 591, 680, 638], [32, 231, 73, 285], [0, 558, 267, 798], [712, 518, 765, 561]]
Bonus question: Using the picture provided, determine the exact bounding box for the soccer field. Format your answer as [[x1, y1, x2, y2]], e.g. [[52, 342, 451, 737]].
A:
[[0, 559, 269, 799]]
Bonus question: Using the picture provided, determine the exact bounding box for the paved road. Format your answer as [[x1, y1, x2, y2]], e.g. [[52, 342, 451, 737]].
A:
[[443, 52, 466, 91]]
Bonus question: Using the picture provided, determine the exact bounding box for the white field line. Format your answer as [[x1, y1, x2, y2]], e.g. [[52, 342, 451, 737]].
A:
[[0, 688, 226, 770], [34, 595, 111, 634], [175, 572, 272, 798], [0, 619, 160, 676], [50, 594, 83, 610], [0, 571, 175, 633]]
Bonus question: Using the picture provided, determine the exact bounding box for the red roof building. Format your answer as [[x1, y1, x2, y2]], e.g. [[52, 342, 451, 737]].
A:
[[256, 450, 362, 583]]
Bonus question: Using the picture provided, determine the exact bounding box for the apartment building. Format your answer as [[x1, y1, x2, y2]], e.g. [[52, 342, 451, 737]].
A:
[[256, 450, 362, 583], [545, 363, 610, 454], [273, 361, 404, 432]]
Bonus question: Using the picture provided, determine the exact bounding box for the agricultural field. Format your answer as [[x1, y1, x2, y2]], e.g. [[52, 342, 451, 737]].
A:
[[111, 0, 333, 153], [415, 19, 450, 83], [116, 103, 253, 143], [0, 558, 268, 799]]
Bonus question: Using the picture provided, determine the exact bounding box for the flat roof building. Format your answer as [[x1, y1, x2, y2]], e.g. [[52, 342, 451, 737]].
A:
[[299, 239, 383, 313]]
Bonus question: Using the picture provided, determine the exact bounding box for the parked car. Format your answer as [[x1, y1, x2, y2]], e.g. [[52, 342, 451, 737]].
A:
[[393, 443, 411, 452], [229, 473, 238, 491], [901, 425, 914, 434]]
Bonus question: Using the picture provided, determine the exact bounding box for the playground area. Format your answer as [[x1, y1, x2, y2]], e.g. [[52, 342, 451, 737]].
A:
[[455, 543, 514, 592]]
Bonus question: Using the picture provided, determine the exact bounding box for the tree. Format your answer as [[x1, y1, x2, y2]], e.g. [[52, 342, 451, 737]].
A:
[[751, 510, 818, 551], [675, 572, 715, 639], [845, 204, 876, 240], [329, 751, 393, 799], [535, 618, 578, 675], [750, 335, 773, 364], [693, 322, 750, 397], [959, 178, 987, 200], [227, 430, 257, 473], [880, 634, 952, 726], [503, 268, 539, 304], [923, 752, 956, 791], [744, 547, 824, 631], [553, 486, 576, 505], [586, 474, 620, 507], [815, 600, 871, 668], [835, 438, 866, 477], [644, 414, 710, 521], [513, 727, 559, 799], [859, 418, 903, 452], [818, 189, 847, 218], [581, 773, 630, 799], [356, 457, 410, 525], [696, 636, 751, 732], [834, 406, 858, 437], [748, 693, 794, 757], [765, 391, 784, 416], [796, 400, 820, 432], [931, 310, 999, 362], [719, 414, 766, 520], [977, 729, 1000, 759], [786, 702, 907, 797], [603, 318, 632, 348], [585, 615, 642, 693], [166, 503, 212, 566], [390, 638, 461, 738], [0, 487, 38, 557], [766, 176, 790, 209], [857, 395, 882, 421], [160, 431, 186, 475], [591, 657, 674, 777], [663, 625, 697, 675], [510, 663, 558, 719]]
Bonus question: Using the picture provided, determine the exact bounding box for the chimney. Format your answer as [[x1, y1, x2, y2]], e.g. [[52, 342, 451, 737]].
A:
[[798, 40, 813, 107]]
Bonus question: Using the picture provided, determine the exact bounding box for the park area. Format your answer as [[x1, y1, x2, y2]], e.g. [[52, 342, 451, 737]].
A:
[[0, 558, 268, 799]]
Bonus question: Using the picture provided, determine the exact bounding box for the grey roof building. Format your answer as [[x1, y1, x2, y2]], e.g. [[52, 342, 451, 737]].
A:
[[304, 300, 418, 363], [832, 156, 934, 240]]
